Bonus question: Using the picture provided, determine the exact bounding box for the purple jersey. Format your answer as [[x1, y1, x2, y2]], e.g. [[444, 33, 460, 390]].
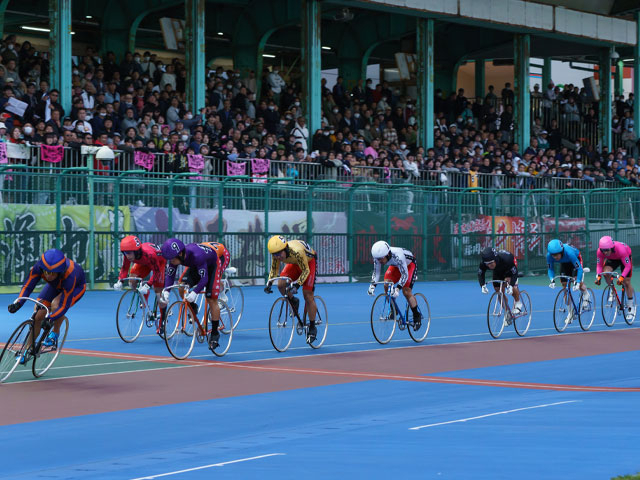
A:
[[164, 243, 219, 293]]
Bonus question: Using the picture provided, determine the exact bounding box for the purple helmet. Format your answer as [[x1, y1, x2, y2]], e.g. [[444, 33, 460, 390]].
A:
[[161, 238, 185, 260]]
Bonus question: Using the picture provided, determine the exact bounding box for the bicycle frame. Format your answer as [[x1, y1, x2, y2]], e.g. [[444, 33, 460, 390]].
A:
[[15, 297, 53, 364], [552, 275, 581, 316], [373, 281, 411, 327], [121, 276, 158, 316], [601, 272, 624, 310], [267, 276, 305, 323], [163, 284, 209, 337]]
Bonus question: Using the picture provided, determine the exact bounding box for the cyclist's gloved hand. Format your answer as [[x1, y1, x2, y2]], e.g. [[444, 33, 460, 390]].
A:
[[367, 283, 376, 296], [617, 275, 625, 286], [286, 283, 298, 295], [160, 290, 170, 304], [391, 284, 401, 298], [138, 283, 150, 296], [505, 285, 513, 295], [185, 290, 197, 303], [7, 301, 20, 314], [571, 282, 580, 291], [264, 284, 273, 294], [113, 280, 123, 291], [548, 281, 556, 289], [595, 275, 601, 286], [481, 284, 489, 294]]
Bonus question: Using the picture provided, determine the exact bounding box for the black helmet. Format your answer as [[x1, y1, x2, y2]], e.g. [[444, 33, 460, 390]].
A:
[[481, 247, 498, 264]]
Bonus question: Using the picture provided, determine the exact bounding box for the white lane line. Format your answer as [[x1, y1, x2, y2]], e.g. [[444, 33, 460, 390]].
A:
[[409, 400, 579, 430], [129, 453, 285, 480]]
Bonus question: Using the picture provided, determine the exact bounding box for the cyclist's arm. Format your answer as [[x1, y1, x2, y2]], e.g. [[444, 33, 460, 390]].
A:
[[164, 263, 177, 289], [620, 252, 632, 278], [268, 257, 279, 283], [505, 254, 518, 286], [371, 258, 381, 283], [49, 275, 78, 321], [568, 250, 584, 282], [595, 250, 604, 275], [394, 252, 409, 286], [118, 256, 131, 281], [546, 253, 555, 282], [191, 265, 209, 294], [147, 251, 165, 285], [17, 265, 42, 305], [477, 263, 487, 286]]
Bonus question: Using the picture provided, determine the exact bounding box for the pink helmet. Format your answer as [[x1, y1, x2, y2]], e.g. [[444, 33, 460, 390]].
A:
[[599, 236, 614, 250]]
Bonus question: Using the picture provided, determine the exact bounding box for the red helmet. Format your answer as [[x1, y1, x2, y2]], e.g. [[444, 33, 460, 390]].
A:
[[120, 235, 142, 252]]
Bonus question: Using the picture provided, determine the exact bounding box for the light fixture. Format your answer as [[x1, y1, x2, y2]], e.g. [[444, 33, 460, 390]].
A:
[[262, 54, 276, 58], [85, 15, 92, 19], [321, 46, 331, 50], [21, 26, 50, 32], [217, 32, 224, 36]]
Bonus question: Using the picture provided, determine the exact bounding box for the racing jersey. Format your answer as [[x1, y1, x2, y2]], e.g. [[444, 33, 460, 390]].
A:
[[18, 257, 86, 321], [164, 243, 219, 293], [596, 240, 632, 277], [547, 243, 583, 282], [371, 247, 415, 286], [477, 250, 517, 286], [118, 242, 166, 284], [268, 239, 317, 287]]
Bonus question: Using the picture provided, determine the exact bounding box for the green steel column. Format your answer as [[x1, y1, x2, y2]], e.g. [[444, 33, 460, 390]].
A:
[[0, 0, 10, 41], [542, 57, 552, 89], [514, 34, 531, 149], [301, 0, 322, 136], [416, 18, 434, 148], [474, 59, 485, 100], [599, 48, 613, 151], [113, 176, 120, 277], [615, 60, 624, 96], [634, 12, 640, 144], [185, 0, 206, 112], [88, 175, 95, 289], [49, 0, 72, 115]]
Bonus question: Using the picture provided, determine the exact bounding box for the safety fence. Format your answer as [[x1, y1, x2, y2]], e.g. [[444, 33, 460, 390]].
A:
[[0, 167, 636, 289]]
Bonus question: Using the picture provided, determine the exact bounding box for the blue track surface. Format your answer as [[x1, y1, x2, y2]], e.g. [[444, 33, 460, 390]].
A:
[[1, 281, 639, 479]]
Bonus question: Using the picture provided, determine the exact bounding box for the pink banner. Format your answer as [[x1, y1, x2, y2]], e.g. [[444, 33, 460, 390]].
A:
[[226, 160, 247, 176], [40, 144, 63, 163], [0, 142, 6, 164], [187, 154, 204, 180], [251, 158, 270, 175], [134, 151, 155, 171], [252, 173, 268, 184]]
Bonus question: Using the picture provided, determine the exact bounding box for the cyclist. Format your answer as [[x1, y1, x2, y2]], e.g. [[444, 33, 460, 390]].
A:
[[478, 247, 523, 316], [113, 235, 167, 335], [367, 240, 422, 329], [7, 249, 86, 362], [160, 238, 223, 351], [547, 239, 591, 318], [595, 235, 635, 320], [264, 235, 318, 343], [200, 241, 231, 303]]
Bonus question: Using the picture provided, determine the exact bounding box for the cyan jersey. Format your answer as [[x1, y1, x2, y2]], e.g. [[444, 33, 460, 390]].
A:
[[547, 244, 583, 282]]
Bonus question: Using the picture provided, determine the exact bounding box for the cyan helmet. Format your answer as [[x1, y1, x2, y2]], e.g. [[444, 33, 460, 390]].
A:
[[547, 239, 564, 255]]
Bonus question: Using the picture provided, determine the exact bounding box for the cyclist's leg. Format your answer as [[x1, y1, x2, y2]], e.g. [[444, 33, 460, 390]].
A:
[[301, 259, 317, 324], [383, 266, 400, 295], [280, 263, 302, 314], [623, 257, 634, 301], [130, 264, 152, 302], [205, 263, 221, 346]]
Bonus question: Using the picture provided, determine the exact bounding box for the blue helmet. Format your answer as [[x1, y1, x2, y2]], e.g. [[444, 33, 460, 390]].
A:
[[41, 249, 68, 273], [161, 238, 185, 260], [547, 239, 564, 255]]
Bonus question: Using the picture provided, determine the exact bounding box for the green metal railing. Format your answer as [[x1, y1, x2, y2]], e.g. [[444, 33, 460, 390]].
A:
[[0, 167, 637, 288]]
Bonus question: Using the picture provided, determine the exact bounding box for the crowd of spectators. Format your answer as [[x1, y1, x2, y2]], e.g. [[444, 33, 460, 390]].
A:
[[0, 34, 637, 189]]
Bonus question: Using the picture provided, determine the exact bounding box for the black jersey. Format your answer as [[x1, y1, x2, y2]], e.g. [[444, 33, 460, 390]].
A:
[[478, 250, 518, 286]]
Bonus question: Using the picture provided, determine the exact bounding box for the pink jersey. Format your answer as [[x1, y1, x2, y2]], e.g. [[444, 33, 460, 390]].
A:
[[118, 242, 166, 284], [596, 241, 632, 277]]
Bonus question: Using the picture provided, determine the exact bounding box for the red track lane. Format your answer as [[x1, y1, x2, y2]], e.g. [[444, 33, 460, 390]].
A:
[[1, 328, 638, 426]]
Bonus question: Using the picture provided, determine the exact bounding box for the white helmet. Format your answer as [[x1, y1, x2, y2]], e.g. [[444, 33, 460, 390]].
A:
[[371, 240, 391, 259]]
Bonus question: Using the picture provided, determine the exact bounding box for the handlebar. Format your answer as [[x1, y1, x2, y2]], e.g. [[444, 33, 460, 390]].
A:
[[266, 276, 293, 287], [600, 271, 621, 278], [16, 297, 50, 318], [551, 275, 575, 283]]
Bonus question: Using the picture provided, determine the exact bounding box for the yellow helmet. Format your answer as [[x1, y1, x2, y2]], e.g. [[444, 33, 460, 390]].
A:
[[268, 235, 287, 254]]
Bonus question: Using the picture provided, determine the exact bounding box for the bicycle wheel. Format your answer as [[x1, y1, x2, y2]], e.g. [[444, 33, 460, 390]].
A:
[[578, 288, 596, 331], [305, 295, 328, 349], [370, 293, 396, 344], [487, 291, 506, 339], [553, 288, 572, 333], [163, 301, 196, 360], [514, 291, 532, 337], [226, 285, 244, 329], [623, 292, 637, 326], [33, 317, 69, 378], [408, 293, 431, 342], [0, 320, 33, 383], [211, 300, 233, 357], [269, 297, 295, 352], [116, 289, 146, 343], [601, 285, 618, 327]]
